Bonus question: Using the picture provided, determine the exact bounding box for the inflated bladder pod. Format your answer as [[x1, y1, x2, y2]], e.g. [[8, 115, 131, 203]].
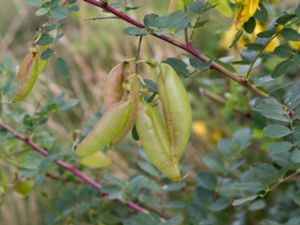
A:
[[14, 45, 49, 102], [75, 99, 131, 158], [103, 63, 132, 109], [157, 63, 192, 162], [112, 74, 139, 144], [79, 151, 112, 169], [136, 101, 181, 181]]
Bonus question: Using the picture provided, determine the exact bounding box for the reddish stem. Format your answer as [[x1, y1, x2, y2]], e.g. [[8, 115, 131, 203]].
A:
[[0, 120, 148, 214], [82, 0, 268, 97]]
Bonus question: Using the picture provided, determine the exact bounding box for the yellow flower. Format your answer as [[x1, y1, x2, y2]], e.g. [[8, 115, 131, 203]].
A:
[[192, 121, 223, 146], [289, 41, 300, 51], [219, 25, 245, 49], [192, 121, 208, 140], [231, 0, 260, 29], [289, 27, 300, 51], [219, 23, 280, 52], [252, 23, 280, 52]]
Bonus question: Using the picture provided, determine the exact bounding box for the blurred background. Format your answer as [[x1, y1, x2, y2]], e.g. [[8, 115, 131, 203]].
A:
[[0, 0, 298, 224]]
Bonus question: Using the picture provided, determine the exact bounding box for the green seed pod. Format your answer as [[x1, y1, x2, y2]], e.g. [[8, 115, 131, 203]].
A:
[[80, 151, 112, 169], [75, 99, 132, 158], [157, 63, 192, 162], [136, 101, 181, 181], [103, 63, 132, 109], [14, 45, 49, 102], [112, 74, 139, 144]]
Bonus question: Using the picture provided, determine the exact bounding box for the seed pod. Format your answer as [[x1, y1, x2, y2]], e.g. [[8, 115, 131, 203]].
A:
[[80, 151, 112, 169], [157, 63, 192, 162], [75, 99, 132, 158], [136, 101, 181, 181], [14, 45, 49, 102], [103, 63, 133, 109], [112, 74, 139, 144]]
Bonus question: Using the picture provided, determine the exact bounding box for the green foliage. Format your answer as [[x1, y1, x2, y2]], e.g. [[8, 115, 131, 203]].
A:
[[1, 0, 300, 225]]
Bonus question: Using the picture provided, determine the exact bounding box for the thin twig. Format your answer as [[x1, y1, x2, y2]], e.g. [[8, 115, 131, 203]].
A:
[[0, 120, 150, 214], [135, 36, 143, 73], [198, 88, 226, 105], [85, 16, 120, 21], [82, 0, 268, 97], [183, 3, 190, 46]]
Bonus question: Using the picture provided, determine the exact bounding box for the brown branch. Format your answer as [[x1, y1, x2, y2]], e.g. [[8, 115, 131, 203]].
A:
[[0, 120, 150, 214], [83, 0, 268, 97]]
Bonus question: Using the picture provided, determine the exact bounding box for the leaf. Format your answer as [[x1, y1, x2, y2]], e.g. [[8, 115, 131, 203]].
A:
[[163, 58, 189, 77], [194, 187, 214, 207], [232, 128, 252, 149], [276, 14, 295, 25], [291, 149, 300, 163], [41, 48, 54, 60], [128, 175, 160, 193], [189, 55, 211, 69], [257, 30, 276, 38], [292, 191, 300, 206], [193, 19, 208, 28], [243, 17, 256, 34], [255, 2, 268, 23], [196, 172, 217, 190], [203, 155, 226, 174], [246, 43, 265, 51], [229, 30, 244, 48], [144, 13, 160, 28], [296, 4, 300, 20], [274, 45, 293, 57], [35, 8, 48, 16], [123, 27, 149, 36], [253, 97, 289, 122], [158, 11, 189, 31], [143, 79, 157, 93], [217, 139, 234, 155], [68, 5, 79, 12], [248, 200, 266, 211], [59, 99, 79, 111], [137, 161, 160, 178], [215, 58, 236, 73], [270, 152, 300, 170], [50, 7, 69, 21], [292, 109, 300, 120], [210, 197, 230, 212], [43, 214, 56, 225], [187, 0, 205, 14], [162, 182, 186, 192], [55, 57, 69, 76], [271, 59, 292, 78], [232, 195, 258, 206], [268, 142, 293, 154], [281, 28, 300, 41], [36, 33, 54, 45], [263, 125, 291, 138], [165, 200, 185, 209], [284, 84, 300, 109]]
